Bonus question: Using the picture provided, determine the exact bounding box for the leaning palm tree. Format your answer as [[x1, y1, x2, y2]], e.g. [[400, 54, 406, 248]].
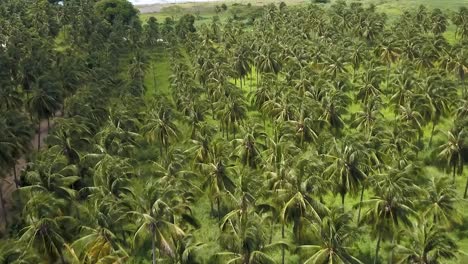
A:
[[299, 208, 362, 264]]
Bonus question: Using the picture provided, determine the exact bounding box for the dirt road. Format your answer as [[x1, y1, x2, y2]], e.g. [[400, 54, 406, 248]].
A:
[[0, 116, 57, 232]]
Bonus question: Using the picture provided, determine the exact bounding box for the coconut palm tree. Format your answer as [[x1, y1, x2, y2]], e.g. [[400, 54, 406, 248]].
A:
[[142, 106, 179, 157], [299, 208, 362, 264], [27, 78, 62, 150], [360, 190, 415, 264], [216, 192, 286, 264], [420, 176, 461, 226], [125, 180, 186, 264], [437, 129, 465, 184], [323, 139, 368, 207], [394, 221, 458, 264], [200, 159, 236, 221], [20, 216, 73, 264]]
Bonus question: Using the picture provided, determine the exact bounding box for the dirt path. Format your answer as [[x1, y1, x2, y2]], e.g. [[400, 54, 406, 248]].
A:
[[0, 115, 59, 232]]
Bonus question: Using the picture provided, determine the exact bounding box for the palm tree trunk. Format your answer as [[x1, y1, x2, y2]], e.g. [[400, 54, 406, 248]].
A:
[[429, 122, 436, 146], [37, 121, 41, 151], [152, 228, 157, 264], [389, 235, 395, 264], [216, 197, 221, 222], [464, 174, 468, 199], [341, 193, 345, 208], [357, 185, 365, 222], [281, 220, 285, 264], [0, 185, 7, 227], [386, 63, 390, 92], [256, 69, 259, 88], [58, 247, 66, 264], [152, 64, 157, 89], [269, 222, 274, 244], [12, 165, 18, 188], [374, 230, 382, 264], [452, 163, 456, 184]]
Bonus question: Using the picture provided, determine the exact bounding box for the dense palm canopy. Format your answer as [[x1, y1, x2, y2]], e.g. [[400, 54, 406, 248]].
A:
[[0, 0, 467, 264]]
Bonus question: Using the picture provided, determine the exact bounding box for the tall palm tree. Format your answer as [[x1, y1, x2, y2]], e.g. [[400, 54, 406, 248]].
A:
[[299, 208, 362, 264], [323, 140, 368, 207], [394, 221, 458, 264], [361, 191, 415, 264], [126, 180, 186, 264], [216, 192, 285, 264], [376, 37, 401, 90], [437, 129, 465, 184], [27, 79, 62, 150], [420, 176, 461, 226], [142, 106, 179, 157], [200, 159, 236, 221], [20, 216, 72, 264]]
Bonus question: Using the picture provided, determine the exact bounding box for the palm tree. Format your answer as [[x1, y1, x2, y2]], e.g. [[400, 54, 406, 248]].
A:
[[142, 106, 179, 156], [361, 191, 415, 264], [200, 159, 236, 221], [216, 94, 248, 139], [216, 192, 285, 264], [20, 216, 72, 264], [0, 86, 23, 111], [356, 66, 383, 104], [319, 90, 349, 136], [128, 49, 149, 95], [376, 37, 401, 90], [27, 79, 62, 150], [232, 45, 253, 90], [417, 74, 456, 146], [47, 117, 91, 164], [441, 47, 468, 96], [323, 139, 368, 207], [420, 176, 461, 226], [255, 46, 282, 81], [0, 111, 33, 188], [299, 208, 362, 264], [231, 127, 266, 169], [394, 221, 458, 264], [352, 99, 383, 138], [437, 129, 465, 184], [126, 180, 186, 264], [325, 54, 348, 80], [71, 225, 127, 263]]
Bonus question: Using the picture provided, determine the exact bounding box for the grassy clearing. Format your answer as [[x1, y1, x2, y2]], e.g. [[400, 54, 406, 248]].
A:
[[144, 46, 172, 100]]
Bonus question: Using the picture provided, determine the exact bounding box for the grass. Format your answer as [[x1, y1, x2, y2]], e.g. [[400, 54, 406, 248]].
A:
[[144, 46, 172, 100]]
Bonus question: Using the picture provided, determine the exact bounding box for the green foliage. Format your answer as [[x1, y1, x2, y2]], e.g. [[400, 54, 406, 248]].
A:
[[1, 1, 468, 264], [95, 0, 139, 25]]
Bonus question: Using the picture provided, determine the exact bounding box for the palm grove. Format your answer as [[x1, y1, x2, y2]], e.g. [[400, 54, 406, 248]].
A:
[[0, 0, 468, 263]]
